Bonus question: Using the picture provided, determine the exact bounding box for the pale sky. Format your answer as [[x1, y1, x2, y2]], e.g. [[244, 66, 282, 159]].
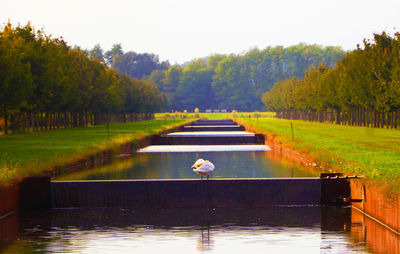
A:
[[1, 0, 400, 64]]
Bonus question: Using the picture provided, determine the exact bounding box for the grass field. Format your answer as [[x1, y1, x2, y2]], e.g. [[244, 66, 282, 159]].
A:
[[0, 119, 191, 184], [155, 112, 275, 119], [237, 117, 400, 194]]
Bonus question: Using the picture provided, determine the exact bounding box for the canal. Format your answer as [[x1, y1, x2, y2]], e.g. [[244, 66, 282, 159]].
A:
[[0, 120, 382, 253]]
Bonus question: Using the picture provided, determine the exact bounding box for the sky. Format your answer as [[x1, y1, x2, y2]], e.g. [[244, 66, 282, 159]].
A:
[[1, 0, 400, 64]]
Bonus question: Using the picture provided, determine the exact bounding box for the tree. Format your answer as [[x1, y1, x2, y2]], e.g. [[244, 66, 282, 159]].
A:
[[175, 59, 214, 111], [212, 56, 260, 111], [162, 65, 182, 110], [89, 43, 104, 62], [0, 22, 34, 133], [113, 51, 169, 79], [105, 43, 123, 66], [148, 69, 166, 91]]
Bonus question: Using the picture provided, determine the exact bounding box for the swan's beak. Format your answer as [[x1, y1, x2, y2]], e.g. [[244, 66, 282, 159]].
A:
[[191, 164, 196, 168]]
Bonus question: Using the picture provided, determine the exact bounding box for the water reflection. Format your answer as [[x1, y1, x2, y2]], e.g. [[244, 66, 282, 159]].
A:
[[350, 208, 400, 254], [0, 207, 373, 253], [197, 227, 213, 252], [56, 151, 317, 181]]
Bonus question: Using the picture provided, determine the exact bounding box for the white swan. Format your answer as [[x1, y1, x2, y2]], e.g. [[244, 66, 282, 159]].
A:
[[191, 158, 215, 180]]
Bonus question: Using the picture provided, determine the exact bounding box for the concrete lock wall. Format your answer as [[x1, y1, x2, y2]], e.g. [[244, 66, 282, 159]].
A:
[[0, 183, 20, 218], [1, 177, 352, 214], [51, 178, 350, 209]]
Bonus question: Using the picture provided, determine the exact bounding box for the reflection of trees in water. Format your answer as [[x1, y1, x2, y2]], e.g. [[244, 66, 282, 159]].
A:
[[59, 151, 317, 180], [262, 150, 317, 177], [55, 156, 139, 180]]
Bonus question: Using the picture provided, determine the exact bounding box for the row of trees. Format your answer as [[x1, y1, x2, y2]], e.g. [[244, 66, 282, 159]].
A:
[[0, 23, 165, 134], [147, 44, 345, 112], [262, 32, 400, 128]]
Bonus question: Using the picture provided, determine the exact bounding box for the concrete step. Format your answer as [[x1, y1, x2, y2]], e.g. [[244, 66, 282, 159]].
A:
[[191, 120, 236, 126], [152, 134, 265, 145], [50, 178, 350, 208], [183, 125, 244, 131]]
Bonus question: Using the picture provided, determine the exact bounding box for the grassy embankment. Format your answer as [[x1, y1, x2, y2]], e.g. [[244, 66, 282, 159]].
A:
[[237, 117, 400, 194], [0, 119, 191, 184]]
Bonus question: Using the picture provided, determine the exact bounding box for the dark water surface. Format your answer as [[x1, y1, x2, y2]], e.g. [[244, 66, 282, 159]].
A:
[[0, 207, 371, 253], [56, 149, 317, 180]]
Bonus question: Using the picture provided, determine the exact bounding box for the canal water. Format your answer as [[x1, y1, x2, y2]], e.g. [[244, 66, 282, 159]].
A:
[[1, 207, 372, 253], [56, 148, 317, 181], [55, 128, 316, 181]]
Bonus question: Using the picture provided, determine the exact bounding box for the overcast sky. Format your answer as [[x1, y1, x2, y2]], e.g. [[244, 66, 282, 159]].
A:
[[1, 0, 400, 64]]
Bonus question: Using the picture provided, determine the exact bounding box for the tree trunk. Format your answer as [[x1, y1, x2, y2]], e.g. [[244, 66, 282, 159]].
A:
[[335, 110, 339, 125], [4, 110, 8, 135], [78, 112, 83, 127], [44, 112, 48, 130], [73, 112, 77, 127], [10, 114, 15, 133], [27, 112, 31, 132], [85, 111, 89, 126], [391, 112, 394, 129], [57, 112, 60, 129]]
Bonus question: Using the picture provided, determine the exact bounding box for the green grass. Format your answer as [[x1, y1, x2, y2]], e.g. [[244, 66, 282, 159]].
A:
[[237, 117, 400, 194], [155, 112, 275, 119], [0, 119, 191, 184]]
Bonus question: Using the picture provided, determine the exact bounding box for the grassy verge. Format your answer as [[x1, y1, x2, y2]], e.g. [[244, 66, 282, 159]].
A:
[[155, 112, 275, 119], [236, 117, 400, 194], [0, 119, 191, 184]]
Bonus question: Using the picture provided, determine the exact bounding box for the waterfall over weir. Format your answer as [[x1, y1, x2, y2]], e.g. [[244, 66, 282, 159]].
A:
[[137, 145, 271, 153]]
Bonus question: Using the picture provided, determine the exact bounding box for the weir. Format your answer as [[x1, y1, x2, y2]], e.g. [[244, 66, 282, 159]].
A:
[[189, 119, 237, 125], [50, 178, 350, 208], [151, 120, 265, 145], [183, 125, 244, 131]]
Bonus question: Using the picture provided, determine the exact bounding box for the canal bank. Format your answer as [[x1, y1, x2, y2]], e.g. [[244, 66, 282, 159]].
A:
[[237, 117, 400, 253]]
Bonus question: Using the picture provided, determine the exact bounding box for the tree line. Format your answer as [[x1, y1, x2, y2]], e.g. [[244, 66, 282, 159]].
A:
[[0, 22, 165, 134], [147, 44, 345, 112], [262, 32, 400, 129]]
